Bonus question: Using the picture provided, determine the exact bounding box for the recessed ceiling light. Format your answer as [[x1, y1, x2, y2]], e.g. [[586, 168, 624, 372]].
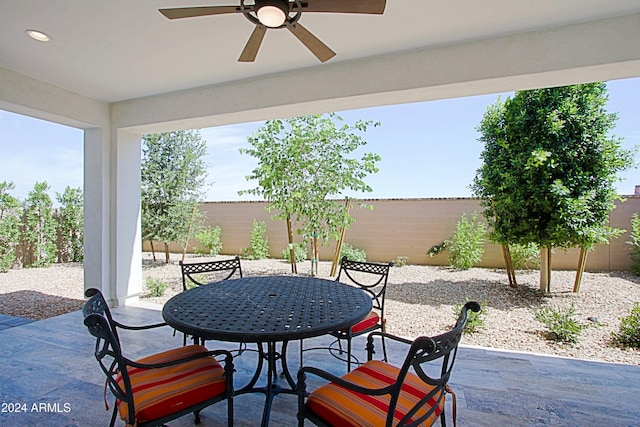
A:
[[25, 29, 52, 42]]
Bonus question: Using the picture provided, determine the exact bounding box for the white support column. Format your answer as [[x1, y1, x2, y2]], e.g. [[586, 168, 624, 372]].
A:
[[84, 127, 111, 300], [83, 127, 142, 306], [112, 130, 143, 306]]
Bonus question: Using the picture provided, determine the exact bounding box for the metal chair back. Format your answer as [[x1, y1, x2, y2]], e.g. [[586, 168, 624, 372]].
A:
[[336, 256, 393, 317], [179, 256, 243, 290]]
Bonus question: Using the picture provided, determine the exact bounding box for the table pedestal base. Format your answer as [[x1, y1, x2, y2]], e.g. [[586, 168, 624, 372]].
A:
[[236, 340, 297, 427]]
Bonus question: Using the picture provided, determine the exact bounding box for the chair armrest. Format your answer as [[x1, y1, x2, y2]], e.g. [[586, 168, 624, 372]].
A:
[[297, 365, 395, 397], [125, 348, 234, 371], [113, 320, 168, 331], [368, 331, 413, 346], [365, 331, 413, 361]]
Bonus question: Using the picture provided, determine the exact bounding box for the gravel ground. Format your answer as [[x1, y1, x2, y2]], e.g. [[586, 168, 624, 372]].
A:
[[1, 253, 639, 365]]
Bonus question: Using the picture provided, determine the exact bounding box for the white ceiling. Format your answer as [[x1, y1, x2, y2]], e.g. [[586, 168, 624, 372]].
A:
[[2, 0, 640, 104]]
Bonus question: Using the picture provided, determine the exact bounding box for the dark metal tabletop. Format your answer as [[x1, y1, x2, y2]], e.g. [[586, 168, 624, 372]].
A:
[[162, 275, 372, 343]]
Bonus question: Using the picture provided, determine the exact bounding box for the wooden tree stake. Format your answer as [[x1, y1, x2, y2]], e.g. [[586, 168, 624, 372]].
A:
[[540, 247, 552, 292], [502, 244, 518, 288], [573, 248, 588, 293], [182, 205, 198, 263], [330, 198, 351, 276]]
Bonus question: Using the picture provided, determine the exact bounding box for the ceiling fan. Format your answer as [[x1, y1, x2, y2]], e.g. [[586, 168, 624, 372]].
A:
[[159, 0, 386, 63]]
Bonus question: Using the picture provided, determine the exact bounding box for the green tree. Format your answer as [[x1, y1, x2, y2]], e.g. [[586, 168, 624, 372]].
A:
[[239, 114, 381, 273], [472, 83, 635, 291], [22, 181, 57, 267], [141, 131, 208, 263], [0, 182, 22, 272], [56, 186, 84, 262]]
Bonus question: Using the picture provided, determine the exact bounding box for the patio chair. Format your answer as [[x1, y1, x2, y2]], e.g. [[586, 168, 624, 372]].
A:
[[331, 256, 393, 371], [296, 301, 480, 427], [82, 288, 234, 427], [179, 256, 243, 346], [179, 256, 243, 290]]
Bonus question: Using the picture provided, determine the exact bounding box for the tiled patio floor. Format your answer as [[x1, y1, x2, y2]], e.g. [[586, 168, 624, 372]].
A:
[[1, 304, 639, 426]]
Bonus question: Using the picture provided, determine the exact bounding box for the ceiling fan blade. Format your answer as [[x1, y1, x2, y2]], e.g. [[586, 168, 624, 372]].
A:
[[238, 25, 267, 62], [296, 0, 386, 14], [159, 6, 241, 20], [286, 22, 336, 62]]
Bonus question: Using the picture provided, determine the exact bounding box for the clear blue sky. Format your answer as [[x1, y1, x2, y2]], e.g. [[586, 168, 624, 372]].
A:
[[1, 78, 639, 204]]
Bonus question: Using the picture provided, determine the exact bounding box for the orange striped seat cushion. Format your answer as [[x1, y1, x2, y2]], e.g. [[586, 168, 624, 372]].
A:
[[116, 345, 227, 423], [349, 310, 381, 334], [306, 360, 445, 426]]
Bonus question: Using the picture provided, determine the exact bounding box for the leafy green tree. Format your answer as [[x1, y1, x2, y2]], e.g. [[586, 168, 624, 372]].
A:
[[239, 114, 381, 273], [56, 186, 84, 262], [22, 181, 57, 267], [0, 182, 22, 272], [141, 131, 208, 262], [472, 83, 635, 291]]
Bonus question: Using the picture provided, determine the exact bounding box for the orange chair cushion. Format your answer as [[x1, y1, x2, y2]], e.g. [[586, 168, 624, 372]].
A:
[[307, 360, 445, 426], [116, 345, 227, 423], [350, 310, 381, 334]]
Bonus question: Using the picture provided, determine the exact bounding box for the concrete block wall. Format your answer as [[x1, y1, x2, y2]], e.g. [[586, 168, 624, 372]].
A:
[[148, 196, 640, 271]]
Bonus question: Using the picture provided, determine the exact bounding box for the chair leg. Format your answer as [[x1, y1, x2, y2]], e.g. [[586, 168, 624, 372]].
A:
[[346, 337, 352, 372], [381, 334, 388, 362], [299, 338, 304, 368], [109, 403, 118, 427], [228, 395, 234, 427], [194, 409, 201, 424]]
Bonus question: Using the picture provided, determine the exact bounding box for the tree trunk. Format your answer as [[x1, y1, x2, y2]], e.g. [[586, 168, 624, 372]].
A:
[[310, 234, 319, 277], [150, 240, 157, 262], [501, 244, 517, 288], [540, 247, 552, 292], [164, 242, 170, 264], [286, 216, 297, 274], [573, 248, 588, 293]]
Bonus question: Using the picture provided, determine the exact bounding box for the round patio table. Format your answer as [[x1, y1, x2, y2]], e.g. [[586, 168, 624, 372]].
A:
[[162, 275, 372, 427]]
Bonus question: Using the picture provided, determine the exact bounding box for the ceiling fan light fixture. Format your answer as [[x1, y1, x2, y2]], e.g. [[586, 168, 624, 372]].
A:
[[256, 0, 288, 27]]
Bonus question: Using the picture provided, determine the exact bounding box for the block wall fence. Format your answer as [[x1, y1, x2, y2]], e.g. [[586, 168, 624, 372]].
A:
[[147, 196, 640, 272]]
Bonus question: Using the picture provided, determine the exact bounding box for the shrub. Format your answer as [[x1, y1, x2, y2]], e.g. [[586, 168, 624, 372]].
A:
[[341, 243, 366, 262], [282, 242, 308, 263], [534, 304, 588, 344], [22, 182, 57, 268], [194, 225, 223, 256], [445, 212, 486, 270], [454, 298, 487, 334], [0, 182, 22, 272], [55, 186, 84, 263], [242, 220, 269, 260], [628, 213, 640, 276], [146, 277, 169, 297], [427, 241, 447, 257], [393, 256, 409, 267], [509, 242, 540, 270], [612, 302, 640, 348]]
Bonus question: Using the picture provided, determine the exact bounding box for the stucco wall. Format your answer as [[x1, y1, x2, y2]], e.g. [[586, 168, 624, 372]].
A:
[[147, 196, 640, 271]]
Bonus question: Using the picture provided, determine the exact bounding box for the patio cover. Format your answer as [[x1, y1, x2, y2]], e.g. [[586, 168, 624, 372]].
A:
[[1, 1, 640, 305]]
